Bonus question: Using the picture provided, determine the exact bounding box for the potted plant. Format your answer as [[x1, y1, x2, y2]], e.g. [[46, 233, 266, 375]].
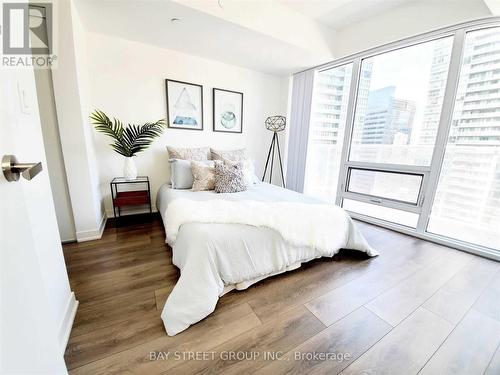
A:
[[91, 110, 165, 180]]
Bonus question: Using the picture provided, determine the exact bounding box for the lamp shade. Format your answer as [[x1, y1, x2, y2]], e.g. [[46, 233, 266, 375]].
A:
[[265, 116, 286, 132]]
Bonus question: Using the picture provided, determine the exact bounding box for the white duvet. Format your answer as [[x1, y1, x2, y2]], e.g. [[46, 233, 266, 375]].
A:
[[160, 196, 378, 336]]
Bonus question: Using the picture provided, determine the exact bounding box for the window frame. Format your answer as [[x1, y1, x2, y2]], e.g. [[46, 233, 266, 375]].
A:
[[302, 17, 500, 261], [345, 166, 425, 206]]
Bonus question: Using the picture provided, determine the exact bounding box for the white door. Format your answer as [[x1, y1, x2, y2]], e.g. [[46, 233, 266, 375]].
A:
[[0, 67, 69, 373]]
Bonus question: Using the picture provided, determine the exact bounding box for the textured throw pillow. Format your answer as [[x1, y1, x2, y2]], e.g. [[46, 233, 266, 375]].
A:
[[167, 146, 210, 161], [210, 148, 246, 162], [222, 157, 258, 187], [191, 160, 216, 191], [169, 159, 194, 189], [214, 161, 247, 193]]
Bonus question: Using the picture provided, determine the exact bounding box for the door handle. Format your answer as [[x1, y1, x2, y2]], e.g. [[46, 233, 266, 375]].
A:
[[2, 155, 43, 182]]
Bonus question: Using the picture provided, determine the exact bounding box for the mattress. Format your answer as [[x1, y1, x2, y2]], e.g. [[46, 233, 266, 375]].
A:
[[156, 182, 322, 293]]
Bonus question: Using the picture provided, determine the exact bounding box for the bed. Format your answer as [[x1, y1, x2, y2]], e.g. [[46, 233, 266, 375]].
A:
[[157, 182, 377, 336]]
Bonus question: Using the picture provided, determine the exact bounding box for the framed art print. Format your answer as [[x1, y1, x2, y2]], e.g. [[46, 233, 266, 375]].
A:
[[213, 88, 243, 133], [165, 79, 203, 130]]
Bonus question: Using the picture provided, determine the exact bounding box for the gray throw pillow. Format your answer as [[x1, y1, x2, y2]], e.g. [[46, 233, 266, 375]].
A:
[[169, 159, 193, 189], [214, 161, 247, 193]]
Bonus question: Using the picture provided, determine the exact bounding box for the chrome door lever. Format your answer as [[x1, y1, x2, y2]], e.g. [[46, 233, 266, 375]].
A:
[[2, 155, 43, 182]]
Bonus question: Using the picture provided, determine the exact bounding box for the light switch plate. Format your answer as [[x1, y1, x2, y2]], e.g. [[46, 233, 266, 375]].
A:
[[17, 81, 32, 114]]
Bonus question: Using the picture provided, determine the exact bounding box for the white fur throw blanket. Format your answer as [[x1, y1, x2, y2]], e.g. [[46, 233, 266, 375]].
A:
[[165, 199, 378, 256]]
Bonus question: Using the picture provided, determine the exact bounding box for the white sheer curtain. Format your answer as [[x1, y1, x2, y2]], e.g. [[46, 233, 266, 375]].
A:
[[285, 70, 315, 192]]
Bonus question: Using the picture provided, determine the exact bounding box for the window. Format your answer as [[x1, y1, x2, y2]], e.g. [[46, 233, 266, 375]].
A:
[[343, 199, 419, 228], [300, 20, 500, 258], [304, 63, 353, 201], [340, 38, 453, 227], [350, 38, 453, 166], [427, 27, 500, 250], [347, 168, 423, 204]]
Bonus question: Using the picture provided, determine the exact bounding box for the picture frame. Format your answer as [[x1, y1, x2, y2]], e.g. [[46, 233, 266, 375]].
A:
[[212, 88, 243, 133], [165, 79, 204, 131]]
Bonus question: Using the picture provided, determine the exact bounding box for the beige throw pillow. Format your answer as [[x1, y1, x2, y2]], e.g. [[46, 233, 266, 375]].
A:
[[191, 160, 215, 191], [210, 148, 246, 162], [167, 146, 210, 161]]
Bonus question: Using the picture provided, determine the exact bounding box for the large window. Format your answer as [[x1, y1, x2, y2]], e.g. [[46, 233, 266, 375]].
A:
[[427, 27, 500, 250], [350, 38, 453, 166], [304, 63, 352, 201], [301, 19, 500, 258], [342, 37, 453, 228]]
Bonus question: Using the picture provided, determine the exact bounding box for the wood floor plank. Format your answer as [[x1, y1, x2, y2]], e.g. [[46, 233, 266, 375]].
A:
[[423, 257, 499, 324], [71, 261, 178, 303], [64, 234, 152, 258], [65, 309, 165, 369], [246, 240, 428, 324], [305, 256, 430, 327], [167, 306, 325, 375], [69, 303, 261, 375], [364, 251, 472, 326], [71, 294, 157, 337], [339, 307, 453, 375], [247, 256, 373, 323], [255, 307, 391, 375], [66, 245, 170, 275], [419, 309, 500, 375], [473, 269, 500, 322], [155, 284, 176, 311]]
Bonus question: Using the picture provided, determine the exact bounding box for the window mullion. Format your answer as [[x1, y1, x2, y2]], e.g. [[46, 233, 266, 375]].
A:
[[415, 29, 467, 233], [335, 58, 361, 206]]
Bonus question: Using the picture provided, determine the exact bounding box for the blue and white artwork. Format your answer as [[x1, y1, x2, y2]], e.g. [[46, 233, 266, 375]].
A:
[[166, 79, 203, 130], [213, 88, 243, 133]]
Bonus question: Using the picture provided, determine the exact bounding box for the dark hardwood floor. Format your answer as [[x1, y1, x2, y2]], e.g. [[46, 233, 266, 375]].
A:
[[63, 215, 500, 374]]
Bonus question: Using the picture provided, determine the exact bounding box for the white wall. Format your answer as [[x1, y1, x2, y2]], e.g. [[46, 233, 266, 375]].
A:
[[52, 0, 106, 241], [334, 0, 492, 58], [84, 32, 289, 216], [35, 67, 77, 242]]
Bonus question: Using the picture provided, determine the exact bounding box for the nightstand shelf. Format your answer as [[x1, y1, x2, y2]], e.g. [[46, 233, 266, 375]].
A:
[[110, 176, 152, 221]]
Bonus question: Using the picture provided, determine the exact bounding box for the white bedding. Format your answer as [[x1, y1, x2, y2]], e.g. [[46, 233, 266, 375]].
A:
[[157, 182, 377, 336]]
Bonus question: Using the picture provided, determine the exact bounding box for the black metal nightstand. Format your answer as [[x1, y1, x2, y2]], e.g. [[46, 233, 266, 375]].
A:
[[110, 176, 152, 220]]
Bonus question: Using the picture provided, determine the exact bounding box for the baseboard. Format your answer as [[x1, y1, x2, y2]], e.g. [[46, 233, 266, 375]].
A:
[[58, 291, 79, 354], [76, 212, 107, 242]]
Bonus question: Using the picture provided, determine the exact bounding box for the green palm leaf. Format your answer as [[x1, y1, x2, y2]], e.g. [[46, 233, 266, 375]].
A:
[[91, 110, 165, 157]]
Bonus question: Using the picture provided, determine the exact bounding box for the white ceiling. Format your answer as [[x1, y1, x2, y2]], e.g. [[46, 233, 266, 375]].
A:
[[75, 0, 336, 76], [75, 0, 495, 76], [280, 0, 411, 29]]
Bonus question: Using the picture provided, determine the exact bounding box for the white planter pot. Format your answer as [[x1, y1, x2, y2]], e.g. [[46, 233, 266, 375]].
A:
[[123, 157, 137, 180]]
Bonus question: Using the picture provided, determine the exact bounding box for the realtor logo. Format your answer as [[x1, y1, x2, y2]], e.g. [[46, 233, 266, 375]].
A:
[[1, 2, 56, 68]]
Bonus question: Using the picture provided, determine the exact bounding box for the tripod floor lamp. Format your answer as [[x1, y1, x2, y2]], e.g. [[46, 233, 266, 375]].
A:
[[262, 116, 286, 187]]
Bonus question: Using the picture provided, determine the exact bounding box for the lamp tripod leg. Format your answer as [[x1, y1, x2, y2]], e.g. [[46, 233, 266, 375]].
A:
[[269, 133, 276, 184], [275, 134, 285, 188], [262, 133, 275, 181]]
